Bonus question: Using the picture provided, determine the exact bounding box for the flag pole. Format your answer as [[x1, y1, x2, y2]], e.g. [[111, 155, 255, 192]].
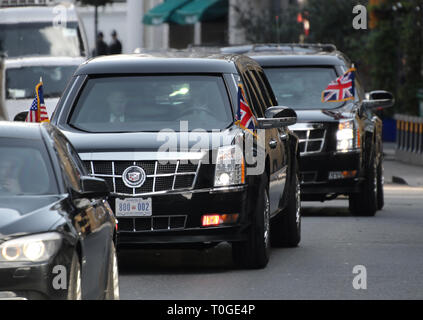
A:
[[36, 77, 43, 122]]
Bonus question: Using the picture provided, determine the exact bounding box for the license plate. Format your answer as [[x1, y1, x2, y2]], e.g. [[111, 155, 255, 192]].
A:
[[115, 198, 152, 217]]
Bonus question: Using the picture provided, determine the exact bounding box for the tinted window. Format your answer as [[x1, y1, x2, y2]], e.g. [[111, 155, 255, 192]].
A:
[[6, 65, 78, 99], [0, 22, 83, 58], [69, 75, 234, 132], [241, 74, 262, 117], [0, 138, 57, 195], [264, 67, 343, 110]]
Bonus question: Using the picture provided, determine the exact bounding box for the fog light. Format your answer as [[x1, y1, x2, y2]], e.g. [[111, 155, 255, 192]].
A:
[[202, 214, 239, 227], [329, 170, 357, 180], [202, 215, 222, 226]]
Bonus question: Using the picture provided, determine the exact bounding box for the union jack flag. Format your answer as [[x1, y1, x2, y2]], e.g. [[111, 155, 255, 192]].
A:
[[321, 67, 356, 103], [25, 79, 49, 123], [235, 84, 257, 134]]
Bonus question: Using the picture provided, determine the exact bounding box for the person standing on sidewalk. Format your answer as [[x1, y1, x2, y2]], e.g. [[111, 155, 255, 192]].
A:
[[93, 31, 109, 56], [109, 30, 122, 54]]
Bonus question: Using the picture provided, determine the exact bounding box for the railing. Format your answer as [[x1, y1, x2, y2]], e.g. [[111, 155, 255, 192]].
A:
[[394, 114, 423, 166]]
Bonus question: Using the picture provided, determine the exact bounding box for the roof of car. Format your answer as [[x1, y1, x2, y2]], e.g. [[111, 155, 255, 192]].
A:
[[0, 122, 45, 139], [4, 56, 86, 69], [248, 52, 349, 67], [0, 3, 78, 24], [74, 53, 244, 75]]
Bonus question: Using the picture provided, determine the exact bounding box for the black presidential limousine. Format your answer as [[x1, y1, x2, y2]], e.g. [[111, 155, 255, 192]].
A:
[[224, 43, 394, 217], [51, 53, 301, 268]]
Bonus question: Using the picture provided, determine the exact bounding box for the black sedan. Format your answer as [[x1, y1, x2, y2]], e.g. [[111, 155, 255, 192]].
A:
[[244, 44, 394, 216], [0, 122, 119, 300], [50, 53, 301, 269]]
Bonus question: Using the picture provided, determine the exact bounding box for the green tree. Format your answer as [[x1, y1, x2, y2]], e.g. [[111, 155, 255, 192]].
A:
[[234, 3, 302, 43], [368, 0, 423, 115]]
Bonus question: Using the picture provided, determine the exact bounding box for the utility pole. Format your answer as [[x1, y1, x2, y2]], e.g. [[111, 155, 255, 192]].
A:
[[0, 53, 5, 120]]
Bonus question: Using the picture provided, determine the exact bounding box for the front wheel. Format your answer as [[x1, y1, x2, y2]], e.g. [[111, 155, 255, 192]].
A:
[[232, 174, 270, 269], [376, 160, 384, 210], [270, 167, 301, 247], [67, 252, 82, 300], [105, 242, 120, 300], [349, 156, 377, 216]]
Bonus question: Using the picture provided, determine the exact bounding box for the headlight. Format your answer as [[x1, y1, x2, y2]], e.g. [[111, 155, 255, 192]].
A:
[[214, 145, 245, 187], [336, 120, 356, 152], [0, 232, 62, 263]]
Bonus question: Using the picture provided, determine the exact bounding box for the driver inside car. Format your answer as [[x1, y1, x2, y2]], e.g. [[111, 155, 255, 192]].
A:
[[0, 153, 23, 194]]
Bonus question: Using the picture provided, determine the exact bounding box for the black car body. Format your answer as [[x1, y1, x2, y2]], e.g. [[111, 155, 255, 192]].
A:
[[244, 44, 394, 216], [51, 53, 301, 268], [0, 122, 118, 300]]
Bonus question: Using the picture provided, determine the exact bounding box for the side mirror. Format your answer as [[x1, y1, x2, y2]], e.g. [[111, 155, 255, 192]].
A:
[[14, 111, 28, 122], [79, 176, 110, 198], [257, 106, 297, 129], [363, 90, 394, 109]]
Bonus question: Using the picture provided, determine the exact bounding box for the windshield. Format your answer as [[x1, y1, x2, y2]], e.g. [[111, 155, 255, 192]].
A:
[[263, 67, 344, 110], [0, 138, 58, 196], [0, 22, 84, 58], [69, 75, 234, 132], [6, 65, 78, 99]]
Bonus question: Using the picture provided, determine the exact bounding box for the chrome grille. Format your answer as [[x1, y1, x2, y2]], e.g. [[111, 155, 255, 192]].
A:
[[294, 128, 326, 155], [84, 160, 200, 196], [117, 215, 187, 232]]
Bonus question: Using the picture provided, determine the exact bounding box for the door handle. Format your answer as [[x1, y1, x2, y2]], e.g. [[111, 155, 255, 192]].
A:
[[269, 139, 278, 149]]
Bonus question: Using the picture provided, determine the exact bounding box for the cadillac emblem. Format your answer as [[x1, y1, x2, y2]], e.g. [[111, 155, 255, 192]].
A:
[[122, 166, 146, 188]]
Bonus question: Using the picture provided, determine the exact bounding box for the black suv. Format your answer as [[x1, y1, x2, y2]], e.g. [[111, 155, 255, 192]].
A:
[[51, 53, 301, 268], [232, 43, 394, 216]]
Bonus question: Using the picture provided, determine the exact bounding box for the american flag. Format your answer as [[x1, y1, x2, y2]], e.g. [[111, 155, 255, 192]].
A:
[[236, 84, 257, 133], [321, 67, 356, 103], [25, 80, 49, 123]]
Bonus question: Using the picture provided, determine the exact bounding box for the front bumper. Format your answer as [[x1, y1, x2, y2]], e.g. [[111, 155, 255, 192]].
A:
[[0, 252, 72, 300], [114, 185, 250, 247], [299, 150, 363, 199]]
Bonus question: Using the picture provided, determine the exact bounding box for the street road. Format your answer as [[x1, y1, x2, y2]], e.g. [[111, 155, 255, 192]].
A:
[[118, 183, 423, 300]]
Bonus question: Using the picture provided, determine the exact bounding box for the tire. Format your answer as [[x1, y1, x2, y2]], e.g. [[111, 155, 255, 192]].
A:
[[105, 242, 120, 300], [232, 174, 270, 269], [67, 252, 82, 300], [349, 154, 377, 217], [270, 166, 301, 247], [376, 160, 384, 210]]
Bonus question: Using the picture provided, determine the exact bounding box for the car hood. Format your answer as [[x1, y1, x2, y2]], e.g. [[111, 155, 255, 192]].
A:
[[293, 105, 355, 123], [0, 195, 66, 239], [61, 125, 242, 154]]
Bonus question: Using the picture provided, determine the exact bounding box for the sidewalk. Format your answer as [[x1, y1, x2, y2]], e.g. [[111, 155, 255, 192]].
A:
[[384, 142, 423, 187]]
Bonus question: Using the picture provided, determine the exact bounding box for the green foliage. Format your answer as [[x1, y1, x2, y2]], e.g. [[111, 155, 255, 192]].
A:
[[234, 0, 422, 116], [368, 0, 423, 115], [234, 3, 302, 43]]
